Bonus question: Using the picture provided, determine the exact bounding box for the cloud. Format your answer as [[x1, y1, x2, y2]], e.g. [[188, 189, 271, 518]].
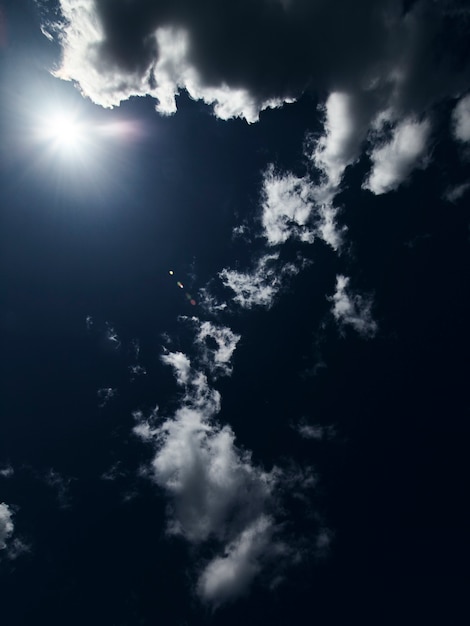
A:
[[363, 117, 431, 194], [48, 1, 470, 125], [161, 351, 191, 386], [0, 466, 14, 478], [134, 346, 317, 606], [191, 319, 241, 378], [452, 94, 470, 143], [295, 420, 336, 441], [312, 92, 374, 188], [261, 167, 316, 246], [443, 181, 470, 203], [219, 253, 301, 310], [97, 386, 117, 408], [197, 515, 276, 607], [330, 275, 378, 338], [260, 165, 346, 251], [44, 469, 73, 508], [0, 503, 14, 550]]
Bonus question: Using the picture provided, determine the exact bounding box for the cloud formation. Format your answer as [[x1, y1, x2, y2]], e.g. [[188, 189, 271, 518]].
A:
[[0, 503, 14, 550], [134, 343, 316, 606], [330, 275, 378, 338], [260, 166, 345, 250], [443, 181, 470, 203], [452, 94, 470, 143], [363, 117, 431, 194], [49, 1, 470, 126], [219, 253, 301, 310], [192, 319, 241, 378]]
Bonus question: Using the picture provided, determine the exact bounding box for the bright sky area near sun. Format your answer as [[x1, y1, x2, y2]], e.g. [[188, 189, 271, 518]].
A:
[[1, 1, 469, 625]]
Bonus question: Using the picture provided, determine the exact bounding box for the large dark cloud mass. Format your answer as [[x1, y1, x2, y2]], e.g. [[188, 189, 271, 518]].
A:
[[50, 0, 470, 121]]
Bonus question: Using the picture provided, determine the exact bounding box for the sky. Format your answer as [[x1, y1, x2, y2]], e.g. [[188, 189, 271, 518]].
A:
[[1, 1, 469, 624]]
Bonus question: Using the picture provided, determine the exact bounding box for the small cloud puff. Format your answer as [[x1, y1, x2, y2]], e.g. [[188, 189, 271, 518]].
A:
[[452, 94, 470, 143], [443, 181, 470, 204], [0, 503, 14, 550], [330, 275, 378, 339], [295, 420, 336, 441]]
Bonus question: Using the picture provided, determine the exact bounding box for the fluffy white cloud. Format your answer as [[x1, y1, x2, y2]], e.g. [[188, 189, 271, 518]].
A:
[[260, 166, 346, 251], [363, 118, 431, 195], [452, 94, 470, 143], [330, 275, 378, 338], [261, 168, 316, 246], [219, 253, 300, 309], [312, 92, 372, 188], [0, 503, 14, 550]]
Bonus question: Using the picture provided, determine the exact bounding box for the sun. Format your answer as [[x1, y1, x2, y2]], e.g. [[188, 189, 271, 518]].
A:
[[40, 110, 85, 153], [34, 106, 91, 159], [50, 113, 82, 146]]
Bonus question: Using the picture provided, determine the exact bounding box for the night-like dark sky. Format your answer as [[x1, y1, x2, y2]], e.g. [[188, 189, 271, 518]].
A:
[[1, 1, 469, 625]]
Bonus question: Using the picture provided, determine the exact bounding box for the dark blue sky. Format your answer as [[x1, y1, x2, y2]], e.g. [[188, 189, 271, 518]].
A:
[[1, 1, 469, 625]]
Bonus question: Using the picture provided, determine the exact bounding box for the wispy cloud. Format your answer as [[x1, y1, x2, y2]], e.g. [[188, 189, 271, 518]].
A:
[[294, 420, 336, 441], [330, 275, 378, 338], [443, 181, 470, 204], [219, 253, 301, 310], [134, 345, 318, 606], [191, 318, 241, 378]]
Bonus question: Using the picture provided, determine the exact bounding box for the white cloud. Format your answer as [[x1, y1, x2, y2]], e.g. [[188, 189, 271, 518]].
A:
[[134, 346, 318, 606], [161, 351, 191, 386], [312, 92, 372, 188], [443, 181, 470, 203], [261, 167, 316, 246], [363, 118, 431, 195], [314, 203, 346, 252], [0, 503, 14, 550], [197, 515, 276, 607], [219, 253, 300, 310], [0, 466, 14, 478], [192, 319, 241, 378], [452, 94, 470, 143], [260, 165, 346, 252], [330, 275, 378, 338]]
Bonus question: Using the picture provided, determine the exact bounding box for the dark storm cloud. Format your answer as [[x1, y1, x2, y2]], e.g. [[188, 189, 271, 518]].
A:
[[51, 0, 470, 122]]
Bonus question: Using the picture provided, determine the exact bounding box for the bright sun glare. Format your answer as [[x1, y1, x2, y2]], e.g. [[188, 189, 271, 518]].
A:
[[51, 113, 81, 145], [36, 108, 89, 158]]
